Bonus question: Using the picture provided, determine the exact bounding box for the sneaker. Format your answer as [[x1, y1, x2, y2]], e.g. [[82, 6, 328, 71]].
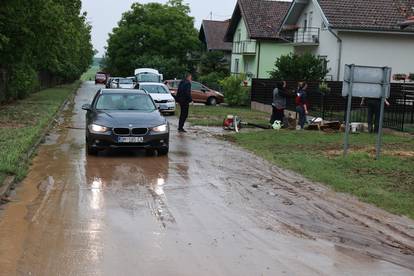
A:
[[178, 129, 187, 133]]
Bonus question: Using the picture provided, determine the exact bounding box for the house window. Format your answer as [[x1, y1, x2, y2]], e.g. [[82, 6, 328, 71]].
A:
[[309, 11, 313, 28], [234, 59, 240, 73], [304, 13, 308, 29], [319, 55, 328, 72], [236, 30, 241, 42], [244, 62, 249, 74]]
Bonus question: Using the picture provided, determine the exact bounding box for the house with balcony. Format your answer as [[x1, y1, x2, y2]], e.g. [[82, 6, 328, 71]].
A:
[[280, 0, 414, 81], [199, 19, 232, 62], [225, 0, 293, 82]]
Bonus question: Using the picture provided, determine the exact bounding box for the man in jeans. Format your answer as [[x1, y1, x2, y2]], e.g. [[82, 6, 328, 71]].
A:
[[361, 97, 390, 133], [176, 73, 193, 133], [295, 82, 309, 130]]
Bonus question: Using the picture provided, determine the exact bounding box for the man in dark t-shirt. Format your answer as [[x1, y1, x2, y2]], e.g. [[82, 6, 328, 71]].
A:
[[176, 73, 193, 133]]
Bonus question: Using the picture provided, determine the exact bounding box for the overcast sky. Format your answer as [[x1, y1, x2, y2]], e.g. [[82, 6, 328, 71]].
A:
[[81, 0, 237, 57]]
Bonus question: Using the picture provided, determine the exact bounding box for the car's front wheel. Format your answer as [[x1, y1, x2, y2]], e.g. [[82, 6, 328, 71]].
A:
[[158, 147, 169, 156], [86, 138, 98, 155], [207, 97, 217, 106], [87, 143, 98, 156]]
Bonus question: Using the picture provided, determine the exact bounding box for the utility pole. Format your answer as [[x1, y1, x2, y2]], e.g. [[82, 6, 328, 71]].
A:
[[210, 12, 213, 20]]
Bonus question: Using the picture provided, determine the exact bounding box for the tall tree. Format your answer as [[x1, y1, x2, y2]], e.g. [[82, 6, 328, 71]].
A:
[[103, 0, 200, 78], [0, 0, 94, 101]]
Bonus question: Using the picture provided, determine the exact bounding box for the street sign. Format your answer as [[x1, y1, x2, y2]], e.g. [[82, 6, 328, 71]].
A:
[[342, 64, 392, 159], [342, 65, 392, 98]]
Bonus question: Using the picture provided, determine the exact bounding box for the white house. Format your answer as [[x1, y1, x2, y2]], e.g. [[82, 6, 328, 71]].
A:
[[280, 0, 414, 81]]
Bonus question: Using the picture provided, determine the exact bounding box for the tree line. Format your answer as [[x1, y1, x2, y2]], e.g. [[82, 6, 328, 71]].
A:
[[0, 0, 94, 102]]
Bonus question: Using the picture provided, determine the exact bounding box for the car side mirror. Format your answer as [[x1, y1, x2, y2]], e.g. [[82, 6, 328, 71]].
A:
[[82, 104, 92, 111], [201, 88, 208, 92]]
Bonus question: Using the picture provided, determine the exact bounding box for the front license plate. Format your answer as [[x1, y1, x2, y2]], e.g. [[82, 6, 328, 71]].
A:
[[118, 137, 144, 143]]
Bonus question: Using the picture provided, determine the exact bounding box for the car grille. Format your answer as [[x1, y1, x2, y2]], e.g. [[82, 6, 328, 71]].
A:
[[131, 128, 148, 135], [155, 100, 168, 103], [113, 128, 130, 135]]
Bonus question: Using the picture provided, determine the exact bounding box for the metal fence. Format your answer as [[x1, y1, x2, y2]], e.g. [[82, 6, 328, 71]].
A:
[[251, 79, 414, 132]]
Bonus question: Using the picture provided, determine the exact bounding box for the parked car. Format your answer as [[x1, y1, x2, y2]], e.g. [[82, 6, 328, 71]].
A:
[[106, 77, 115, 88], [95, 72, 108, 85], [138, 83, 176, 115], [164, 80, 224, 105], [82, 89, 170, 156], [110, 78, 135, 89]]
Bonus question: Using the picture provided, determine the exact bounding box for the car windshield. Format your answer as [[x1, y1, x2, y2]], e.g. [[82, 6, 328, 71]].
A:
[[119, 79, 133, 84], [136, 73, 160, 83], [140, 85, 169, 94], [95, 94, 156, 111]]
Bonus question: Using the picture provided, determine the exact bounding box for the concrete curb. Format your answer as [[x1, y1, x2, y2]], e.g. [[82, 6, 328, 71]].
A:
[[0, 83, 79, 200], [0, 176, 15, 200]]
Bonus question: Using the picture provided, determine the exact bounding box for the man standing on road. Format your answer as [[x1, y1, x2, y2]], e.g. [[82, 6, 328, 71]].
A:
[[176, 73, 193, 133]]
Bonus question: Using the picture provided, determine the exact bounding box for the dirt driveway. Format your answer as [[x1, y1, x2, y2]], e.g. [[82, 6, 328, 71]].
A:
[[0, 82, 413, 275]]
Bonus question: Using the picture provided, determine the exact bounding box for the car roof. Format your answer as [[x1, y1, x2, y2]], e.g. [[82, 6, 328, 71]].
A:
[[139, 82, 167, 86], [100, 89, 147, 94]]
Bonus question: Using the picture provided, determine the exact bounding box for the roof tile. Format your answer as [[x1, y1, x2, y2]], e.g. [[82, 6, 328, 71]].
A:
[[200, 20, 232, 51], [318, 0, 414, 32]]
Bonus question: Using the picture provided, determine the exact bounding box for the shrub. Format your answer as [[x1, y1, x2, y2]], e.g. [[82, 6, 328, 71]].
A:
[[7, 64, 39, 100], [319, 82, 331, 94], [269, 52, 329, 81], [408, 73, 414, 82], [198, 72, 226, 91], [220, 74, 250, 106], [199, 51, 229, 76]]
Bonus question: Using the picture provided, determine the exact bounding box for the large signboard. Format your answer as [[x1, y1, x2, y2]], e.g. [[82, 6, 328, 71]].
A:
[[342, 64, 392, 159], [342, 65, 392, 98]]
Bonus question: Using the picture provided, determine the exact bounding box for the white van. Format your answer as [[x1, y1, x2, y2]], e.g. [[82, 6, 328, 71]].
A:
[[134, 68, 163, 83]]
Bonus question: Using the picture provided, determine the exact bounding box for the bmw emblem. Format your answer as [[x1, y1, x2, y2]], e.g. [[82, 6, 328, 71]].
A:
[[129, 124, 133, 128]]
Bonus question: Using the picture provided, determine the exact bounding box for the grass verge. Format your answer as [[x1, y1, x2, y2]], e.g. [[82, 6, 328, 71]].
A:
[[177, 105, 270, 127], [0, 82, 80, 185], [229, 130, 414, 219], [81, 65, 100, 81]]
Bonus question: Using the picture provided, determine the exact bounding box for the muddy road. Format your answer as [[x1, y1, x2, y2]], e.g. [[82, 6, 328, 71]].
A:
[[0, 82, 413, 275]]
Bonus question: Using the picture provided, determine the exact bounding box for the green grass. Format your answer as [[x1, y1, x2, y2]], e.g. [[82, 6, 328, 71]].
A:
[[177, 105, 270, 127], [0, 82, 80, 184], [228, 130, 414, 219], [81, 65, 100, 81]]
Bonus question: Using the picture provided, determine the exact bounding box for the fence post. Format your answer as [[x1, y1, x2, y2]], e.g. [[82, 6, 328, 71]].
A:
[[321, 92, 326, 119], [411, 93, 414, 124], [402, 92, 407, 132]]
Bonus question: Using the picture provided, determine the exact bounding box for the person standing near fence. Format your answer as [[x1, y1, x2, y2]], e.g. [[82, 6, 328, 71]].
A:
[[270, 81, 288, 126], [296, 82, 309, 130], [176, 73, 193, 133], [361, 97, 390, 133]]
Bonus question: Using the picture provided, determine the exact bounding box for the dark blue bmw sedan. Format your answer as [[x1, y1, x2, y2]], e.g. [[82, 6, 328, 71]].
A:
[[82, 89, 170, 156]]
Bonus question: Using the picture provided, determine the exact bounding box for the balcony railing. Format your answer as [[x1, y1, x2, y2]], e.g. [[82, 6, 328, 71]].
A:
[[293, 27, 320, 45], [232, 40, 257, 55]]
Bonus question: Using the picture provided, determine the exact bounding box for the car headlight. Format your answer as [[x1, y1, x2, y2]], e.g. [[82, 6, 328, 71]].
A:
[[89, 124, 109, 133], [152, 124, 168, 133], [216, 92, 224, 97]]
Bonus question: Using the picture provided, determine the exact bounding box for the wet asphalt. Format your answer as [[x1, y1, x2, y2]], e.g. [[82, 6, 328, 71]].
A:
[[0, 82, 413, 276]]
